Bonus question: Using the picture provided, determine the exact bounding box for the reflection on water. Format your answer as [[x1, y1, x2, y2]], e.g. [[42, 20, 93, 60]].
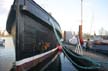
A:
[[92, 45, 108, 50], [60, 53, 78, 71], [44, 54, 61, 71], [0, 37, 15, 71], [44, 53, 78, 71]]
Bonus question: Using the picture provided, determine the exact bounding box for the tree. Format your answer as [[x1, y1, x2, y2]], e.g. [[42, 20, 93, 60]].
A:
[[99, 27, 108, 35], [99, 27, 104, 35]]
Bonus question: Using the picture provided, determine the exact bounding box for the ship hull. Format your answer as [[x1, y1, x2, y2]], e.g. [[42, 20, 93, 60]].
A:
[[6, 0, 62, 70]]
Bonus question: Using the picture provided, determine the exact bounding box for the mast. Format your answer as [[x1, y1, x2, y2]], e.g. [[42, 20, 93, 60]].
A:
[[79, 0, 83, 45], [81, 0, 83, 26]]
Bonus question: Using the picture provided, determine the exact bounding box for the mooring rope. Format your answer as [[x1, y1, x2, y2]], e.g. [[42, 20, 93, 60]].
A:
[[63, 46, 100, 69], [50, 19, 101, 70], [75, 36, 83, 55]]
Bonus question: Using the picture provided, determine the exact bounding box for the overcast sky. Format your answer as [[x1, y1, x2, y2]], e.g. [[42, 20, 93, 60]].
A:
[[0, 0, 108, 35]]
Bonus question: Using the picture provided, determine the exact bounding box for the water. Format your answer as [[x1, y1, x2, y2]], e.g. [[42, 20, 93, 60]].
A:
[[44, 53, 78, 71], [60, 53, 78, 71], [0, 37, 78, 71], [92, 45, 108, 51], [0, 37, 15, 71]]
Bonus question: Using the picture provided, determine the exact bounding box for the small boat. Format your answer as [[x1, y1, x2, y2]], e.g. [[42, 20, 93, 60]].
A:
[[101, 40, 108, 45], [63, 47, 100, 71], [6, 0, 62, 71], [0, 38, 5, 46], [93, 36, 108, 45]]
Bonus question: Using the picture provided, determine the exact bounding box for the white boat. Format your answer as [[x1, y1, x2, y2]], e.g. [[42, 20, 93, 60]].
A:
[[68, 36, 78, 45]]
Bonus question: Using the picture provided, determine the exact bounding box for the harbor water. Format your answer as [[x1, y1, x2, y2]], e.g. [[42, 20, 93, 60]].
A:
[[0, 37, 15, 71]]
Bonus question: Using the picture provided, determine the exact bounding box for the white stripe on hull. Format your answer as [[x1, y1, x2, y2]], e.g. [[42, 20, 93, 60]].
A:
[[16, 48, 58, 66]]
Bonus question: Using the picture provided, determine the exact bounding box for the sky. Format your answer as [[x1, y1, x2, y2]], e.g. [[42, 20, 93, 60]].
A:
[[0, 0, 108, 35]]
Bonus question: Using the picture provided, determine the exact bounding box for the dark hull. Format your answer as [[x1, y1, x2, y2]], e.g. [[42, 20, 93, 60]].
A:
[[93, 40, 108, 45], [63, 47, 100, 71], [6, 0, 61, 70], [16, 48, 58, 71]]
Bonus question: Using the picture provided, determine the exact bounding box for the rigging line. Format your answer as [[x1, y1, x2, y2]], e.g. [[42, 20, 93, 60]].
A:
[[90, 11, 94, 35], [75, 36, 83, 55]]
